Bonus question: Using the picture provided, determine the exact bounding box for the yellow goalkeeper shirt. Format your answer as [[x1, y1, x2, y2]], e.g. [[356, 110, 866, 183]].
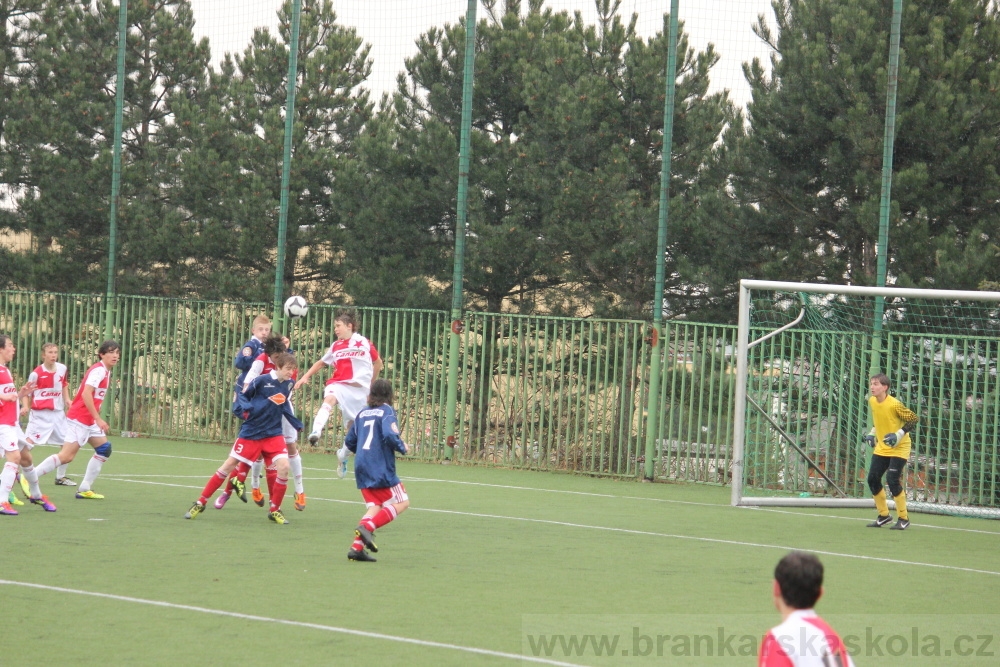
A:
[[870, 394, 918, 459]]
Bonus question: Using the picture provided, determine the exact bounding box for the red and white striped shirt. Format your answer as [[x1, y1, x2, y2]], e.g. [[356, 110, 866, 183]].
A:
[[28, 362, 68, 411], [759, 610, 854, 667], [321, 333, 379, 387], [66, 362, 111, 426], [0, 365, 17, 426]]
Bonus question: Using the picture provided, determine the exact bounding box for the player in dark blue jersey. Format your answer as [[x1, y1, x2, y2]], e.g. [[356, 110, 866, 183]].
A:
[[343, 379, 410, 562], [233, 315, 271, 398], [217, 333, 289, 509], [187, 353, 303, 524]]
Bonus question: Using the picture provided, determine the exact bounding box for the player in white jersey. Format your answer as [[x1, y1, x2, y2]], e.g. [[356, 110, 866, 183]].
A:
[[1, 335, 57, 516], [20, 343, 75, 486], [759, 552, 854, 667], [295, 309, 382, 478], [31, 341, 121, 499]]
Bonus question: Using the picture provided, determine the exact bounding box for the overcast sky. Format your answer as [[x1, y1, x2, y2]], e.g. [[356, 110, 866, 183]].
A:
[[188, 0, 775, 107]]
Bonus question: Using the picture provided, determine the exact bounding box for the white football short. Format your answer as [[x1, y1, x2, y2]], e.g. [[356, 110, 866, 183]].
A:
[[65, 418, 106, 447], [282, 400, 298, 444], [0, 424, 18, 453], [25, 409, 68, 446], [323, 383, 368, 428]]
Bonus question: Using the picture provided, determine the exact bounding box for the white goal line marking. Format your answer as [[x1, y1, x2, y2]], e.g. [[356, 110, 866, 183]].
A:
[[745, 507, 1000, 536], [109, 478, 1000, 577], [0, 580, 588, 667], [67, 440, 1000, 536], [91, 445, 1000, 537]]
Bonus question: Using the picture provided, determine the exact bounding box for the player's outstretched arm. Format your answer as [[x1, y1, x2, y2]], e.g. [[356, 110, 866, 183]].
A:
[[294, 359, 327, 390], [18, 380, 36, 398], [20, 373, 36, 414]]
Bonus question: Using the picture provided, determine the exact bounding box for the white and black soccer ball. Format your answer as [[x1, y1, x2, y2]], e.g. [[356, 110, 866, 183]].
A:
[[283, 295, 309, 319]]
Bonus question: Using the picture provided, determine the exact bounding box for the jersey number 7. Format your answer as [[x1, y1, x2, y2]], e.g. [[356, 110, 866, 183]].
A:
[[361, 419, 376, 450]]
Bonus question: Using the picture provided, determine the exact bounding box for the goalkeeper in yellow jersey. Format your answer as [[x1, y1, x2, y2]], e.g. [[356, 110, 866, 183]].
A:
[[863, 374, 918, 530]]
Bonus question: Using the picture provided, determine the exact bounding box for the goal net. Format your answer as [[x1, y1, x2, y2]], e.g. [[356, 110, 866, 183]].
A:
[[731, 280, 1000, 520]]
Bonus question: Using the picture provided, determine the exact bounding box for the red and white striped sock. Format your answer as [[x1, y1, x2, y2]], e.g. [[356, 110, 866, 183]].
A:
[[370, 504, 398, 529], [269, 476, 288, 512]]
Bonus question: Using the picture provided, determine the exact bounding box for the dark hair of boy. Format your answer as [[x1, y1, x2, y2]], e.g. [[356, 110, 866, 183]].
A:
[[334, 308, 359, 331], [774, 551, 824, 609], [367, 379, 394, 408], [99, 340, 121, 355], [870, 373, 891, 389], [270, 352, 297, 370], [262, 334, 287, 356]]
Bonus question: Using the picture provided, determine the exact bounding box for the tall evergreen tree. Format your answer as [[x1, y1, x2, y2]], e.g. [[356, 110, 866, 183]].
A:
[[731, 0, 1000, 289], [543, 0, 744, 320], [180, 0, 373, 301], [380, 0, 743, 318], [2, 0, 210, 294], [0, 0, 44, 287]]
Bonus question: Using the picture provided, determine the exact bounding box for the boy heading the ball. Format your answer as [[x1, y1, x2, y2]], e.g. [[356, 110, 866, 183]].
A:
[[186, 352, 303, 524], [296, 309, 382, 478]]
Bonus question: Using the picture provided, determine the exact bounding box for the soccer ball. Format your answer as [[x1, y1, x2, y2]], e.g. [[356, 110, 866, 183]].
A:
[[283, 295, 308, 319]]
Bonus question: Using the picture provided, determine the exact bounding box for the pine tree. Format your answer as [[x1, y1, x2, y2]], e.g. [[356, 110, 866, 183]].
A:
[[731, 0, 1000, 289], [184, 0, 373, 301], [381, 0, 743, 318]]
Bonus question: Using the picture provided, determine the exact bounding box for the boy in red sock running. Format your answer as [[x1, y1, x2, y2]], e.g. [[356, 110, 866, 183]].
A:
[[345, 379, 409, 562], [185, 352, 302, 524]]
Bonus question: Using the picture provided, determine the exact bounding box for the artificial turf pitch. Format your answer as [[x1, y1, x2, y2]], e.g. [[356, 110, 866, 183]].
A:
[[4, 438, 999, 666]]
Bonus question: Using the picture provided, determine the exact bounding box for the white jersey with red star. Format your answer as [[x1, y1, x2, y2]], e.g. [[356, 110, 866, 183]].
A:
[[66, 362, 111, 426], [759, 609, 854, 667], [27, 363, 68, 411], [321, 333, 379, 387], [0, 364, 17, 426]]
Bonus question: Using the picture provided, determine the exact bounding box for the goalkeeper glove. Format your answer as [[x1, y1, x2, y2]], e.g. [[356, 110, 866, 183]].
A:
[[883, 429, 906, 447], [863, 428, 876, 448]]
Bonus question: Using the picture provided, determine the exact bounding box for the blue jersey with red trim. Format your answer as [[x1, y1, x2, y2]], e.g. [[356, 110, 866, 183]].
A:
[[345, 404, 407, 489], [233, 371, 303, 440]]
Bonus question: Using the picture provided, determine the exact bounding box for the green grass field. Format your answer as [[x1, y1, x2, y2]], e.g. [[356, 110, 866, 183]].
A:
[[5, 438, 1000, 666]]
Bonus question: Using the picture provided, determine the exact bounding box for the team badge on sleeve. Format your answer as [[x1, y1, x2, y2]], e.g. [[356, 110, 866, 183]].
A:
[[242, 347, 253, 357], [391, 421, 400, 434]]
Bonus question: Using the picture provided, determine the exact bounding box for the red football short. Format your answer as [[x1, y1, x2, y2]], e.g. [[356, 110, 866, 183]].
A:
[[360, 483, 408, 508], [230, 435, 288, 466]]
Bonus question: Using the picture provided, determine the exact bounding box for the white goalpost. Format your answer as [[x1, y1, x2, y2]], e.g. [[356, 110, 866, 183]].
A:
[[730, 279, 1000, 519]]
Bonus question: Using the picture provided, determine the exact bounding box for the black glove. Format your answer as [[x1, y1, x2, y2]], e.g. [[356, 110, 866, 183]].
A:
[[884, 429, 905, 447]]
